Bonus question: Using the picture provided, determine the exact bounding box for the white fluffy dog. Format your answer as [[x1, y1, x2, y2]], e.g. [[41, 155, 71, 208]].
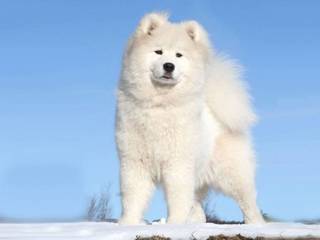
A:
[[116, 13, 264, 224]]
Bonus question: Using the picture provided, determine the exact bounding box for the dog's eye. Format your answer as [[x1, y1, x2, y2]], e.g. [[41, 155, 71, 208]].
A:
[[176, 52, 183, 58], [154, 50, 163, 55]]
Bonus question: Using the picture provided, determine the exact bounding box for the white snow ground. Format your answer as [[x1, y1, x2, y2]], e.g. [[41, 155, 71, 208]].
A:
[[0, 222, 320, 239]]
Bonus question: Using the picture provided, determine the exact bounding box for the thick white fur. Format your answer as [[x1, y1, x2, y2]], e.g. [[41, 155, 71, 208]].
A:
[[116, 13, 264, 225]]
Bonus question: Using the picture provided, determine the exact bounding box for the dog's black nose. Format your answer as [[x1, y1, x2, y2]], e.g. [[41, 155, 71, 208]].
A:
[[163, 62, 175, 73]]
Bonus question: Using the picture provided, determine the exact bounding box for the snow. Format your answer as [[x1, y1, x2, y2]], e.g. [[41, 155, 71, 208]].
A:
[[0, 222, 320, 239]]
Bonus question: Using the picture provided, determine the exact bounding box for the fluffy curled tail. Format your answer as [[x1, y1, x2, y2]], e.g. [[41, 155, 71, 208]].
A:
[[205, 55, 257, 133]]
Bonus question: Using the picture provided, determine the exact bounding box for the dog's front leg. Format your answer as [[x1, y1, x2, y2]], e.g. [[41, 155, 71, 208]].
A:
[[163, 160, 195, 224], [119, 160, 155, 225]]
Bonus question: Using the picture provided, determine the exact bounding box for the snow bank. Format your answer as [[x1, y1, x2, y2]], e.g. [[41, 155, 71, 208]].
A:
[[0, 222, 319, 239]]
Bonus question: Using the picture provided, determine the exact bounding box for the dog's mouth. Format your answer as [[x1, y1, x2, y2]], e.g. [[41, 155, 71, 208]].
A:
[[161, 73, 173, 80], [152, 73, 179, 86]]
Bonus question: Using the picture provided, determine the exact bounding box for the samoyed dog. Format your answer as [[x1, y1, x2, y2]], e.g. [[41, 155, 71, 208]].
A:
[[116, 13, 264, 224]]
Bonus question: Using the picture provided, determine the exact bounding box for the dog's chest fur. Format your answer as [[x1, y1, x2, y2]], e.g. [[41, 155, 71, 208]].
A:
[[124, 101, 200, 159], [117, 95, 221, 181]]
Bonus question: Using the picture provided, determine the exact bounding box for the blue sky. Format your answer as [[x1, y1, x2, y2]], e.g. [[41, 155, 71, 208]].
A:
[[0, 0, 319, 222]]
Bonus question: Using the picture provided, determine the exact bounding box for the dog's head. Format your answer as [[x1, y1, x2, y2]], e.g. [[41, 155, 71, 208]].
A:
[[120, 13, 213, 102]]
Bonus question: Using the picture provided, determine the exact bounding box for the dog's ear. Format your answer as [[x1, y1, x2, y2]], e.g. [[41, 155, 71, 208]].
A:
[[183, 21, 209, 45], [136, 12, 168, 36]]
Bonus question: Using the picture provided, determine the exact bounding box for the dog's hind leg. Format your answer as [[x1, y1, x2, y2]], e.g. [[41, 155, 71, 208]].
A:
[[209, 132, 265, 224]]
